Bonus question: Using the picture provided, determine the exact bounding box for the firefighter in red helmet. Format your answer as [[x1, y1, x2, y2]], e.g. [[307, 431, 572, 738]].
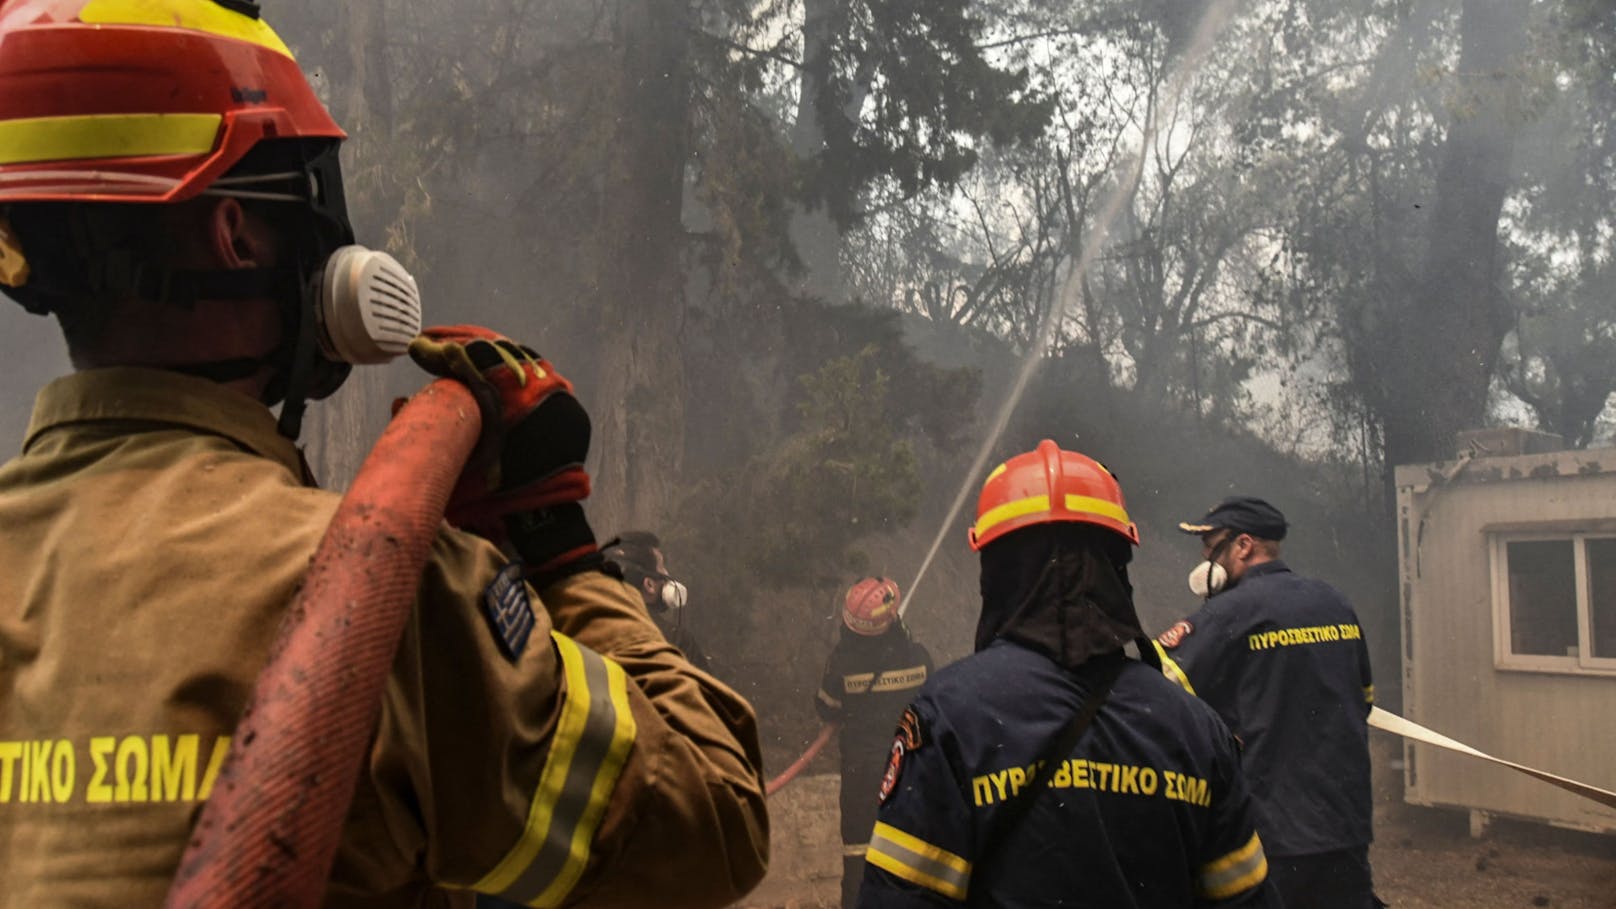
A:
[[815, 576, 934, 908], [0, 2, 767, 906], [857, 440, 1278, 907]]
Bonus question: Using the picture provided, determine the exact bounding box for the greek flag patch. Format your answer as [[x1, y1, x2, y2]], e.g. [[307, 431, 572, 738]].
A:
[[483, 563, 536, 661]]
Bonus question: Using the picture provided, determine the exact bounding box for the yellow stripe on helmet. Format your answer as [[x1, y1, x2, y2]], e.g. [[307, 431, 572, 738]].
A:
[[972, 493, 1050, 542], [1064, 493, 1130, 526], [0, 113, 221, 166], [79, 0, 294, 57]]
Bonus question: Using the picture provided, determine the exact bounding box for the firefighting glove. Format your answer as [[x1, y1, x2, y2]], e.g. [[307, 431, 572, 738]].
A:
[[408, 325, 600, 583]]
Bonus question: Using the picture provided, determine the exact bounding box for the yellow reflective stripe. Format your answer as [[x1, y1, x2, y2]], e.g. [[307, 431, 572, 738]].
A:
[[869, 665, 928, 693], [973, 494, 1049, 540], [867, 821, 971, 901], [1364, 684, 1375, 705], [843, 671, 875, 694], [1178, 522, 1216, 533], [986, 462, 1008, 483], [1064, 493, 1130, 525], [1198, 832, 1268, 900], [79, 0, 293, 57], [1155, 643, 1197, 695], [0, 113, 221, 166], [471, 632, 638, 907]]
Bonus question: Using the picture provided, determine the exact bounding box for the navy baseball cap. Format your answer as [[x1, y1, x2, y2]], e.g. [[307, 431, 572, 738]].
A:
[[1177, 496, 1288, 540]]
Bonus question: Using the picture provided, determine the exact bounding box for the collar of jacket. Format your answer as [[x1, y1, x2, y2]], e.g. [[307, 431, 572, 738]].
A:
[[25, 367, 303, 476], [1238, 559, 1291, 582]]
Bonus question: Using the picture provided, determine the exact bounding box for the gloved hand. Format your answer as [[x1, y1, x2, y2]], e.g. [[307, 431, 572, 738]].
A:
[[408, 325, 599, 581]]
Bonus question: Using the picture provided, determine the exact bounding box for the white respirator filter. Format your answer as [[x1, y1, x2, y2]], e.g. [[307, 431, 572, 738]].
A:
[[661, 580, 689, 612], [1187, 560, 1228, 598], [315, 245, 422, 365]]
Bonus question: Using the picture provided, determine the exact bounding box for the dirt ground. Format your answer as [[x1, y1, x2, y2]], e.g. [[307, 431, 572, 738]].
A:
[[741, 733, 1616, 908]]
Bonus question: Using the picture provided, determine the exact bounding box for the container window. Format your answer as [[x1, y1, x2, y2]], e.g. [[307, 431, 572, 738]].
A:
[[1584, 538, 1616, 660], [1505, 539, 1578, 658]]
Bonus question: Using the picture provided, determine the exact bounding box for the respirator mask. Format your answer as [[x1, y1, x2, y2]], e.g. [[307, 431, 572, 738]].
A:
[[1187, 535, 1234, 598], [256, 142, 422, 438], [271, 244, 421, 436], [654, 577, 689, 613], [0, 141, 422, 440]]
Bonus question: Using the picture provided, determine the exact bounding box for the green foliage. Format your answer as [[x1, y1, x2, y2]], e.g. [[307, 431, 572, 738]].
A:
[[762, 347, 923, 581], [797, 0, 1054, 227]]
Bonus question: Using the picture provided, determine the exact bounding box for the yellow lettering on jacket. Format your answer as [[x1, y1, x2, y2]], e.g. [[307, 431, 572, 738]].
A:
[[0, 742, 20, 802], [151, 735, 199, 802], [26, 739, 51, 802], [87, 737, 115, 803], [970, 758, 1210, 808], [115, 736, 148, 802], [198, 736, 231, 802], [1248, 623, 1359, 651], [0, 739, 77, 803], [0, 734, 229, 805], [50, 739, 74, 803]]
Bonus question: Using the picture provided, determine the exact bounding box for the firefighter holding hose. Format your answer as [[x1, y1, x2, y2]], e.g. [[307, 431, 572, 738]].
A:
[[857, 442, 1277, 907], [815, 577, 933, 908], [0, 2, 767, 906]]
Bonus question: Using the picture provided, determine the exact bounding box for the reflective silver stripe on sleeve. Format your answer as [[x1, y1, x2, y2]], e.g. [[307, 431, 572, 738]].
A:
[[867, 821, 971, 900], [471, 632, 638, 907], [1197, 831, 1268, 900]]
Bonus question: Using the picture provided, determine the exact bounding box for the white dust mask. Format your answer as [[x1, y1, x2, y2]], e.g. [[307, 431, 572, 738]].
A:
[[1187, 560, 1228, 598]]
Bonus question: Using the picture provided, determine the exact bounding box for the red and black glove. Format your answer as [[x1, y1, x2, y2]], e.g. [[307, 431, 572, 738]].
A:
[[408, 325, 599, 583]]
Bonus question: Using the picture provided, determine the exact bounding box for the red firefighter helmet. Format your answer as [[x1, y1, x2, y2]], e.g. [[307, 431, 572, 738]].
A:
[[843, 577, 900, 635], [0, 0, 344, 204], [968, 440, 1140, 551]]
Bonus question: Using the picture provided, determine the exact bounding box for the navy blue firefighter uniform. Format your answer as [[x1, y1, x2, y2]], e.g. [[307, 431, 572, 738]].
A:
[[1162, 496, 1378, 909], [818, 578, 933, 909], [862, 644, 1276, 908], [859, 441, 1278, 908]]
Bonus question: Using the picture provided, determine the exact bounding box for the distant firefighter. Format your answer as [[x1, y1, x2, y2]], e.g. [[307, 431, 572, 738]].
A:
[[816, 577, 934, 909], [602, 531, 712, 671], [858, 441, 1278, 907], [1160, 496, 1382, 909]]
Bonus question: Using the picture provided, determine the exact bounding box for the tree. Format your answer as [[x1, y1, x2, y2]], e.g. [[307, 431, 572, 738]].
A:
[[1495, 0, 1616, 448], [785, 0, 1052, 302]]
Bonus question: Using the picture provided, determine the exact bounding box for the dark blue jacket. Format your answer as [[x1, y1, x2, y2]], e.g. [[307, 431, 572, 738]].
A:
[[858, 640, 1278, 908], [1157, 560, 1374, 857], [817, 624, 934, 842]]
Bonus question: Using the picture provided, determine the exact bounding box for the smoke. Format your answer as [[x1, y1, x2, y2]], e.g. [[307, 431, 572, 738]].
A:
[[901, 0, 1244, 616]]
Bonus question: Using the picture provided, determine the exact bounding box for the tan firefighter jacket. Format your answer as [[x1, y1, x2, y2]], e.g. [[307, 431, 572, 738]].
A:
[[0, 368, 768, 908]]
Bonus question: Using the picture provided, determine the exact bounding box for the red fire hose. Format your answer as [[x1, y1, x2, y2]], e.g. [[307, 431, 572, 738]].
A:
[[767, 723, 837, 796], [165, 379, 482, 908]]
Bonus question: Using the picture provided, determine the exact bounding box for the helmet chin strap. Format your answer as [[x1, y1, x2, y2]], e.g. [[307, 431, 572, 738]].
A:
[[275, 266, 351, 440]]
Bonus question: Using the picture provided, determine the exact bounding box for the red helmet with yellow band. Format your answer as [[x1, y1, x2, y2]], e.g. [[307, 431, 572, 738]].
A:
[[843, 577, 901, 635], [0, 0, 343, 204], [968, 440, 1139, 551]]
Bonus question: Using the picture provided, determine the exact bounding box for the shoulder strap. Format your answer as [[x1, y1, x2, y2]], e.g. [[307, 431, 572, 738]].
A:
[[974, 657, 1126, 874]]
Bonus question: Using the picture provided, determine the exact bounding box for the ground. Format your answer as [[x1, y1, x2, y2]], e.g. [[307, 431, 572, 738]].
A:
[[740, 735, 1616, 908]]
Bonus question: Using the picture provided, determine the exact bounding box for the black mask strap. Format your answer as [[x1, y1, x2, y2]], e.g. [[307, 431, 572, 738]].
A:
[[167, 356, 276, 385]]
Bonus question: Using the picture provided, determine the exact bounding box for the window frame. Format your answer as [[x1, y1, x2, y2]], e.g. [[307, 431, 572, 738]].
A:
[[1490, 532, 1616, 676]]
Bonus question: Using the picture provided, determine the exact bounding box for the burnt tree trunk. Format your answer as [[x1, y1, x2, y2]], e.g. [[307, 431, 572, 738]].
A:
[[588, 0, 691, 532], [304, 2, 398, 489], [1372, 0, 1527, 472], [788, 0, 851, 303]]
